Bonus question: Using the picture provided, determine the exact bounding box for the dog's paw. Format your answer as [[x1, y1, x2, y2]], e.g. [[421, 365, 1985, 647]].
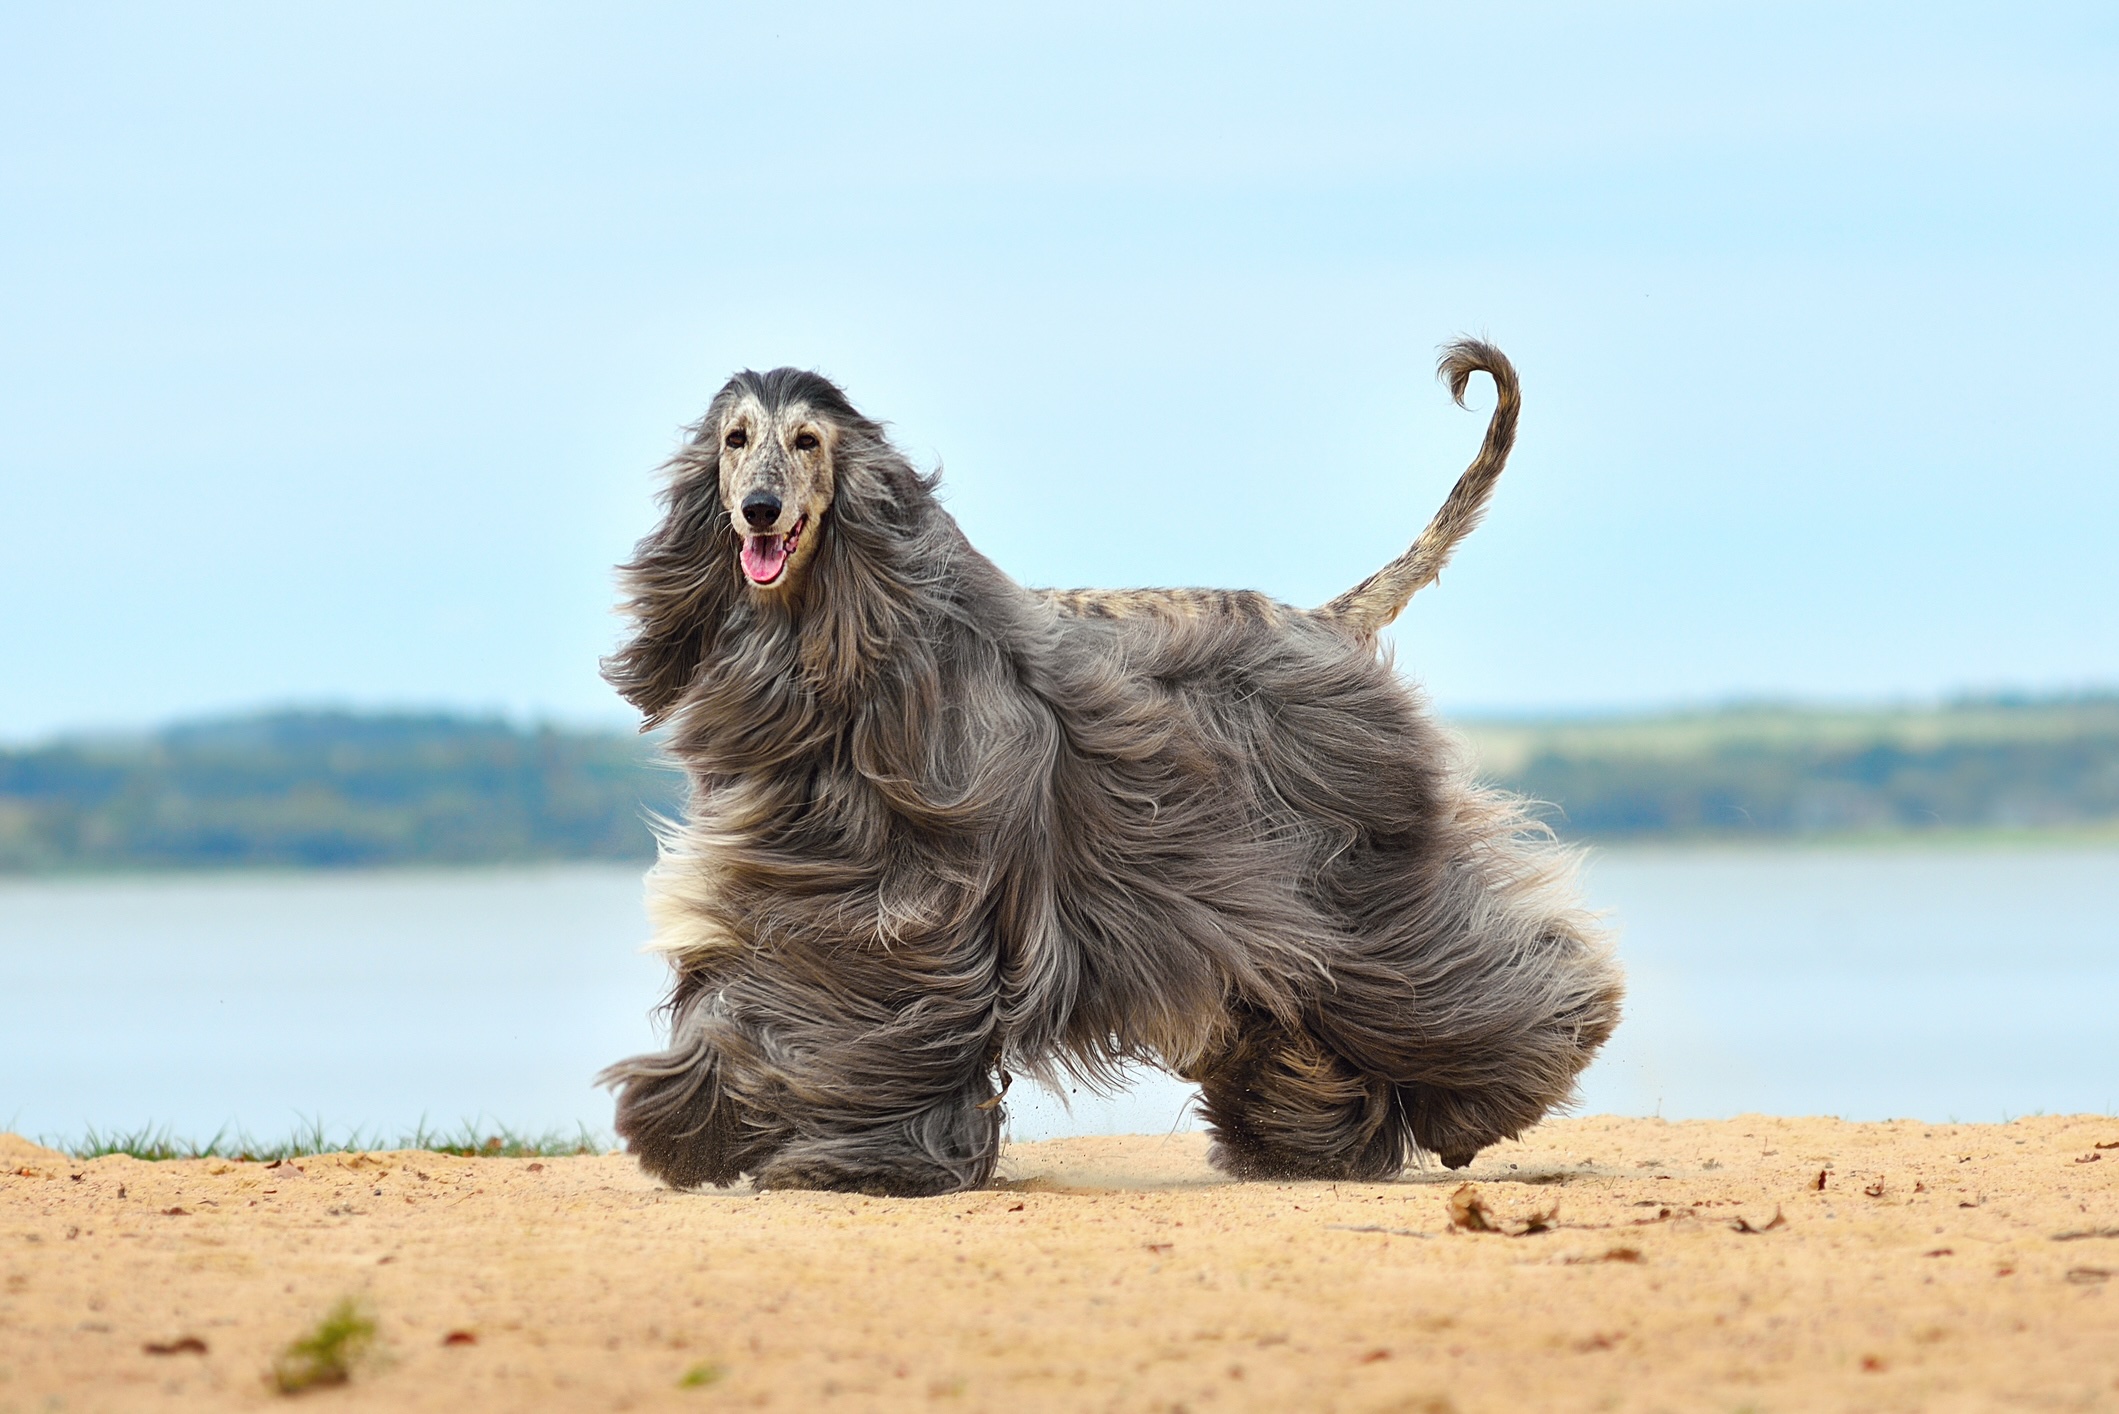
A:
[[752, 1151, 982, 1198], [615, 1104, 753, 1191], [753, 1164, 962, 1198], [627, 1140, 742, 1191], [751, 1108, 1002, 1198], [601, 1044, 765, 1191], [1206, 1130, 1405, 1183]]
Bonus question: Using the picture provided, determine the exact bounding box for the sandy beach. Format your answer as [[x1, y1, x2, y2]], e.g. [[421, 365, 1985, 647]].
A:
[[4, 1115, 2115, 1412]]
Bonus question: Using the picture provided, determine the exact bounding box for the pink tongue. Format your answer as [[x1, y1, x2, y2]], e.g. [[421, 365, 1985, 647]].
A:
[[741, 534, 788, 583]]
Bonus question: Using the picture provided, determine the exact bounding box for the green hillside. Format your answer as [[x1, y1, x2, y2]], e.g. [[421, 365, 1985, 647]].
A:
[[1457, 694, 2119, 840], [0, 712, 680, 872]]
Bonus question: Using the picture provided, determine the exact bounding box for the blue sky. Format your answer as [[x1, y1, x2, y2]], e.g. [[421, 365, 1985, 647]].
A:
[[2, 2, 2113, 740]]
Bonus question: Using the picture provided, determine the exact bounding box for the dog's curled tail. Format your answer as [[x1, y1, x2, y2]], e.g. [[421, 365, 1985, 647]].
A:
[[1313, 338, 1520, 639]]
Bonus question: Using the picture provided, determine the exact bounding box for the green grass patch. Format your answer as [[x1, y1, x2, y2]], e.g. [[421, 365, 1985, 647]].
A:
[[399, 1119, 607, 1159], [677, 1361, 727, 1389], [55, 1118, 607, 1162], [271, 1296, 377, 1394]]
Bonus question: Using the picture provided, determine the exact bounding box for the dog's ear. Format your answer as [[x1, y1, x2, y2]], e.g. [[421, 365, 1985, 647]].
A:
[[797, 454, 929, 705], [798, 521, 896, 704], [603, 476, 742, 728]]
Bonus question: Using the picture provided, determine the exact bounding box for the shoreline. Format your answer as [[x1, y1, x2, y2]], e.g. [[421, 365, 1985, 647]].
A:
[[2, 829, 2115, 885]]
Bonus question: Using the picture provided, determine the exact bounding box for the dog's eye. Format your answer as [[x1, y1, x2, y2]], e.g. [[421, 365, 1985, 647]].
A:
[[793, 431, 820, 452], [724, 428, 747, 450]]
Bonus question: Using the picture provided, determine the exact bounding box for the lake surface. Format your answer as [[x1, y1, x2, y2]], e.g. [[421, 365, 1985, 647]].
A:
[[2, 846, 2114, 1148]]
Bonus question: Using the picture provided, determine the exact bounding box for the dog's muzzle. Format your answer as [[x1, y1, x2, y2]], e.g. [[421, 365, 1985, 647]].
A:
[[740, 513, 807, 586]]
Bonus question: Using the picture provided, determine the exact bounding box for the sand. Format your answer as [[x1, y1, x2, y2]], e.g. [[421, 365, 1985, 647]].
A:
[[3, 1115, 2116, 1413]]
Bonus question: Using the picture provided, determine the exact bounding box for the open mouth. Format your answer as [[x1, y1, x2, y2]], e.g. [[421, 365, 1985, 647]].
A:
[[739, 514, 807, 586]]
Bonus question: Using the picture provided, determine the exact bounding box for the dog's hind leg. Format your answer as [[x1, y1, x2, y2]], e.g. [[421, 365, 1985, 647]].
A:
[[1190, 1010, 1406, 1182], [1385, 926, 1621, 1169], [1313, 810, 1624, 1171]]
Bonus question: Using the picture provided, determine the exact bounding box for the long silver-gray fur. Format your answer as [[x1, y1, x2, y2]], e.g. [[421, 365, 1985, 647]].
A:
[[597, 353, 1621, 1197]]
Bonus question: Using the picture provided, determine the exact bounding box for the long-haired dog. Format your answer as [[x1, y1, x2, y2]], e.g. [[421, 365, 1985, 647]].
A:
[[598, 340, 1622, 1196]]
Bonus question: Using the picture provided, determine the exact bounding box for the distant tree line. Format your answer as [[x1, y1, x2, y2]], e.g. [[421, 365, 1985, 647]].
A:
[[0, 712, 681, 872], [1459, 693, 2119, 840], [2, 695, 2114, 872]]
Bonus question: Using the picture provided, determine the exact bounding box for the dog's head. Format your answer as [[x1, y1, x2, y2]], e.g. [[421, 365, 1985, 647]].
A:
[[605, 367, 928, 725], [656, 368, 856, 593], [700, 369, 856, 593]]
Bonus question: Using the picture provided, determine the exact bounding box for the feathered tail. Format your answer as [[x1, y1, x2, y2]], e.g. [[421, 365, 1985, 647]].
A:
[[1312, 338, 1519, 639]]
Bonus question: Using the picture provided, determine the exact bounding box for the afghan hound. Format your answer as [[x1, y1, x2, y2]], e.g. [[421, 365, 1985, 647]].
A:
[[597, 340, 1622, 1196]]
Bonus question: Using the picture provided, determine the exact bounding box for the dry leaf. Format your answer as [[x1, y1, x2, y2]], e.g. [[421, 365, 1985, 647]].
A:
[[1446, 1184, 1554, 1235], [1564, 1247, 1643, 1265]]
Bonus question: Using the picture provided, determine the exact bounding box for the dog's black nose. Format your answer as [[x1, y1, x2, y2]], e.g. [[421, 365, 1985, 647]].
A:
[[740, 492, 782, 529]]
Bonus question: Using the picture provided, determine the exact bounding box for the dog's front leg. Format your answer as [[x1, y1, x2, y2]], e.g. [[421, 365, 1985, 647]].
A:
[[730, 936, 1006, 1198], [746, 1047, 1006, 1199]]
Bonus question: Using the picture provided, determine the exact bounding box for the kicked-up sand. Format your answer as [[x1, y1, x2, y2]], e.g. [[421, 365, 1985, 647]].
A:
[[3, 1115, 2115, 1413]]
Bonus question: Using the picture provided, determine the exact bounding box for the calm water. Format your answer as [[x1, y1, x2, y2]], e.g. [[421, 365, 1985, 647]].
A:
[[2, 847, 2114, 1147]]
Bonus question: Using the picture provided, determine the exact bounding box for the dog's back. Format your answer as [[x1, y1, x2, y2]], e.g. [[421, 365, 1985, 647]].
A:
[[1037, 586, 1295, 627]]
